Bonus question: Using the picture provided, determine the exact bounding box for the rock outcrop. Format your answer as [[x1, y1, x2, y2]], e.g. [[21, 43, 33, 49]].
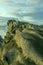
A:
[[0, 36, 3, 47], [0, 20, 43, 65]]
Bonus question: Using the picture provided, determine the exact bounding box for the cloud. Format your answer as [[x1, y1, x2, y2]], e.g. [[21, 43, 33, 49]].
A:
[[21, 16, 35, 22], [0, 7, 7, 17], [0, 0, 35, 17], [27, 0, 41, 4], [0, 0, 43, 25]]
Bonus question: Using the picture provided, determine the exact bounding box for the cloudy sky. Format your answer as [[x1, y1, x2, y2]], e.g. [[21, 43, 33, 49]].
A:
[[0, 0, 43, 25]]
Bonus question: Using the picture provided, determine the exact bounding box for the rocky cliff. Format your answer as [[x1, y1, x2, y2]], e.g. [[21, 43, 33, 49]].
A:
[[0, 36, 3, 47], [0, 20, 43, 65]]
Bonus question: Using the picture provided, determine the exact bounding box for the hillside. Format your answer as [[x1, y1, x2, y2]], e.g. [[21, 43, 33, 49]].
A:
[[0, 20, 43, 65]]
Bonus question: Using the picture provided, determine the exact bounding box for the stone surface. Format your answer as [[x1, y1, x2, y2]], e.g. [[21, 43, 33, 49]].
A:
[[0, 20, 43, 65]]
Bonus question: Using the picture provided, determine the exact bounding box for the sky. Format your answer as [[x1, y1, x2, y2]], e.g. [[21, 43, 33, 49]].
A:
[[0, 0, 43, 38], [0, 0, 43, 25]]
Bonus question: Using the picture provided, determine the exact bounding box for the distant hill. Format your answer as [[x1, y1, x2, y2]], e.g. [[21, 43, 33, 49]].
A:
[[0, 20, 43, 65]]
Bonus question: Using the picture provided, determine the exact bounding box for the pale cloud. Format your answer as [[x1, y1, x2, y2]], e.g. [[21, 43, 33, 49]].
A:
[[0, 0, 43, 25], [22, 7, 36, 14], [0, 0, 43, 38], [0, 0, 42, 17], [27, 0, 41, 4], [0, 7, 7, 17], [22, 16, 34, 22]]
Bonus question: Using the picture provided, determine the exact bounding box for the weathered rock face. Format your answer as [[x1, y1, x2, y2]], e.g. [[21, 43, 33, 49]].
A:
[[0, 36, 3, 47], [0, 20, 43, 65]]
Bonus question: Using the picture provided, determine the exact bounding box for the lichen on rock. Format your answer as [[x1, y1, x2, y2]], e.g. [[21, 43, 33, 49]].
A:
[[0, 20, 43, 65]]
